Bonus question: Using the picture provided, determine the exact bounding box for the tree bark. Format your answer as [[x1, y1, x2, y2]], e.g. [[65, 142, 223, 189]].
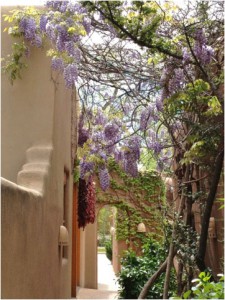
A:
[[163, 242, 175, 299], [177, 261, 184, 296], [138, 259, 168, 299], [163, 164, 192, 299], [196, 150, 224, 272]]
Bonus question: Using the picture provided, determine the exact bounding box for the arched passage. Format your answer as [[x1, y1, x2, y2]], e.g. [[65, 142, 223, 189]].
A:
[[78, 165, 164, 290]]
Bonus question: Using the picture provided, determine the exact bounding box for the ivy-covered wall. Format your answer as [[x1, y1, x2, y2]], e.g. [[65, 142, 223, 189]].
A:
[[95, 159, 165, 244]]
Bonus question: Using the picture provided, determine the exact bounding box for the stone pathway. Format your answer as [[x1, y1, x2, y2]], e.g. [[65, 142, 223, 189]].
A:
[[76, 253, 119, 299]]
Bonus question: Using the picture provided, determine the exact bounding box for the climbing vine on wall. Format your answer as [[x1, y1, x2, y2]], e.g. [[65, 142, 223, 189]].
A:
[[95, 158, 165, 242]]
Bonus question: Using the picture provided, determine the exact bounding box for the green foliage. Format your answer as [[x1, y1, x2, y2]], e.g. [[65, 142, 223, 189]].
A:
[[83, 1, 178, 59], [117, 238, 176, 299], [174, 218, 199, 269], [2, 7, 43, 83], [171, 272, 224, 299], [98, 246, 106, 254], [96, 159, 165, 243], [2, 41, 28, 84], [165, 79, 223, 166], [105, 240, 112, 262], [73, 159, 80, 183], [140, 149, 157, 171], [97, 206, 114, 246]]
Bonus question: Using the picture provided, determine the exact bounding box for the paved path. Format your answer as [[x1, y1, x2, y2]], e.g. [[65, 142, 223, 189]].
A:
[[76, 253, 119, 299], [98, 253, 119, 291]]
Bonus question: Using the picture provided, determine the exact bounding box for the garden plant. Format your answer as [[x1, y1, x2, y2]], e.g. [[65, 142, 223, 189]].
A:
[[2, 0, 224, 298]]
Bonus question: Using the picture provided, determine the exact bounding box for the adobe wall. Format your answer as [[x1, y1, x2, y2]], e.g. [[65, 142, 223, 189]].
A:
[[79, 223, 98, 289], [1, 7, 55, 183], [1, 6, 75, 298]]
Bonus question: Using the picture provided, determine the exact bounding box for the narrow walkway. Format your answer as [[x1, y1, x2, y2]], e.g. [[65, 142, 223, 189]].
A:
[[98, 253, 119, 291], [76, 253, 119, 299]]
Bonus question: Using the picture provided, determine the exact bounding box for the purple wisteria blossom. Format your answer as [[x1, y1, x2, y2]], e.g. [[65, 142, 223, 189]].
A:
[[168, 68, 184, 94], [31, 34, 42, 47], [65, 41, 76, 56], [182, 47, 190, 64], [40, 15, 48, 32], [99, 151, 107, 161], [99, 167, 110, 191], [140, 104, 155, 131], [46, 1, 68, 10], [146, 129, 163, 155], [123, 135, 141, 177], [92, 132, 104, 143], [19, 17, 43, 47], [46, 22, 56, 41], [80, 160, 94, 179], [124, 159, 138, 177], [78, 128, 89, 147], [106, 144, 116, 155], [78, 114, 90, 147], [104, 122, 120, 141], [94, 109, 107, 126], [63, 63, 78, 88], [193, 29, 214, 65], [155, 93, 164, 111], [82, 18, 92, 35], [51, 57, 64, 71], [114, 149, 124, 162], [73, 48, 81, 62], [19, 17, 36, 40]]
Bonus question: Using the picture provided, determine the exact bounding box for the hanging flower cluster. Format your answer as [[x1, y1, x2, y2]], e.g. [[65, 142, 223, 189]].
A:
[[4, 1, 92, 88], [77, 107, 144, 191], [193, 29, 214, 65]]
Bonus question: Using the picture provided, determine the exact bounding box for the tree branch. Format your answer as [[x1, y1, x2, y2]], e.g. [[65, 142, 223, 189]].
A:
[[138, 259, 168, 299]]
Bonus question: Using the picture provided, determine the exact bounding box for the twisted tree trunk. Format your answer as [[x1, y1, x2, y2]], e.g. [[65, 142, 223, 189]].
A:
[[196, 150, 224, 273]]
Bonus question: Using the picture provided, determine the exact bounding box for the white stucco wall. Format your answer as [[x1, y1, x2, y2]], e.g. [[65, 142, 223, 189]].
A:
[[1, 6, 76, 299]]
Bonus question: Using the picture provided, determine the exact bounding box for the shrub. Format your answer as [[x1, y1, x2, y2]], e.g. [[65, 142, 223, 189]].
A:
[[105, 240, 112, 261], [171, 272, 224, 299], [117, 238, 176, 299]]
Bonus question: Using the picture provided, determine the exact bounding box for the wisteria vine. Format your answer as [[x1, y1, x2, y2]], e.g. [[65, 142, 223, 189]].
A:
[[3, 1, 223, 238]]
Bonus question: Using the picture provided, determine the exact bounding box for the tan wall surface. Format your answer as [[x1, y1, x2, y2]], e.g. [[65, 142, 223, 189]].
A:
[[1, 6, 54, 182], [79, 223, 98, 289], [1, 7, 75, 298]]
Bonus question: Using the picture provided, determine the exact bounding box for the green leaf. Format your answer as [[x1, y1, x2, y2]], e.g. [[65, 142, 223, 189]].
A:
[[205, 96, 222, 116], [183, 290, 191, 299], [68, 27, 76, 34]]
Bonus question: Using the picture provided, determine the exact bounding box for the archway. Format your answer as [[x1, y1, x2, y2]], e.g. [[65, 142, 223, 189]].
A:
[[78, 164, 164, 290]]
